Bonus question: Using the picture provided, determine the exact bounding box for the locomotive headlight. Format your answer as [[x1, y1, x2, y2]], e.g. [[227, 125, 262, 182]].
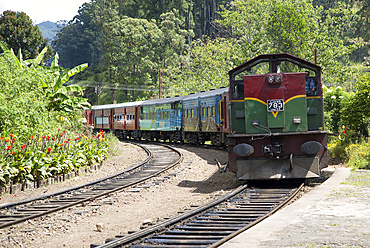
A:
[[268, 76, 274, 83], [275, 75, 281, 83], [233, 143, 254, 157], [301, 141, 323, 155]]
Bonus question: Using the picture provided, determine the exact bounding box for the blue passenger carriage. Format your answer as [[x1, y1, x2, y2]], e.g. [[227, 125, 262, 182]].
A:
[[139, 96, 185, 142], [182, 88, 229, 145]]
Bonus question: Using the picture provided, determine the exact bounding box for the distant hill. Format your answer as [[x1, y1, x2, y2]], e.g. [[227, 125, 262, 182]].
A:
[[36, 21, 61, 42]]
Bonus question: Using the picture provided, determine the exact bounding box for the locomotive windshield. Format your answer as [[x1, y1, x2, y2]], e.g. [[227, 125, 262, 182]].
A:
[[230, 54, 320, 100]]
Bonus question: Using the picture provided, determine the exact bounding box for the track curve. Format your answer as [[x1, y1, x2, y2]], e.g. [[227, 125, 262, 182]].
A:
[[0, 142, 182, 229]]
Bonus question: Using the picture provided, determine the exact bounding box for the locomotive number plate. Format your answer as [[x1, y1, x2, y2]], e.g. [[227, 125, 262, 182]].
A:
[[267, 99, 284, 112]]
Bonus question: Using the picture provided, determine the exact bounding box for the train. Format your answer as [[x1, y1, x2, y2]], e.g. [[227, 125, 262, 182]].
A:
[[84, 53, 328, 180]]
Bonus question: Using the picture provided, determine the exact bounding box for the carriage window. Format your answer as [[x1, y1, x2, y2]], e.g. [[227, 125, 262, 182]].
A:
[[194, 108, 197, 118], [202, 107, 206, 118], [212, 106, 215, 117], [207, 107, 211, 117]]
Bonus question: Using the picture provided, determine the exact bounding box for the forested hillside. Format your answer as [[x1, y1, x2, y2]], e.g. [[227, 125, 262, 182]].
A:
[[51, 0, 368, 106]]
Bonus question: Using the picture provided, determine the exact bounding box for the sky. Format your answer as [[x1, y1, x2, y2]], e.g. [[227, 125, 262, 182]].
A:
[[0, 0, 89, 24]]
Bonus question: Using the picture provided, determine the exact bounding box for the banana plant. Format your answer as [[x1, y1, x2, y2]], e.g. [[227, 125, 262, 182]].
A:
[[0, 41, 90, 112]]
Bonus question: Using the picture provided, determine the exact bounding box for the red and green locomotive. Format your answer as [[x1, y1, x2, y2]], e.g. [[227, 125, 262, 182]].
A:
[[227, 53, 327, 180]]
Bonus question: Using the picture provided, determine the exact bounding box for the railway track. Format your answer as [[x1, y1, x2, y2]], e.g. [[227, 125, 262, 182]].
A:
[[92, 180, 304, 248], [0, 142, 182, 229]]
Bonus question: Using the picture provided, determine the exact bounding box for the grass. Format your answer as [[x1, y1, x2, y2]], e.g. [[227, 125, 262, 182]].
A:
[[341, 170, 370, 187]]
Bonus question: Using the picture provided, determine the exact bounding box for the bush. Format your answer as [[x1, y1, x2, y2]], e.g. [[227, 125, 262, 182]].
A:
[[345, 143, 370, 170]]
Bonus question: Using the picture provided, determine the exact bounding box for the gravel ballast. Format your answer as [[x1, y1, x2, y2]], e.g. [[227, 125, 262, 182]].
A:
[[0, 142, 240, 247]]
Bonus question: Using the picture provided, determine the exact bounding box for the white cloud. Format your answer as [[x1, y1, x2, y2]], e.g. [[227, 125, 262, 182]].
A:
[[0, 0, 89, 24]]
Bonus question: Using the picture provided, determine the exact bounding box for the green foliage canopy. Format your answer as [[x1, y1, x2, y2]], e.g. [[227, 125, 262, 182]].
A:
[[0, 11, 52, 60]]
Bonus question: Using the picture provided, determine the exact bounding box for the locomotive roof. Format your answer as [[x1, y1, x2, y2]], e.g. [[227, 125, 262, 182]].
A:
[[140, 95, 187, 106], [183, 87, 229, 101], [229, 53, 321, 79]]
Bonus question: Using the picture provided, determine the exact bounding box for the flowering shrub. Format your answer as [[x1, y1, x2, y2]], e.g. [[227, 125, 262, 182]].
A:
[[345, 143, 370, 170], [0, 130, 108, 185]]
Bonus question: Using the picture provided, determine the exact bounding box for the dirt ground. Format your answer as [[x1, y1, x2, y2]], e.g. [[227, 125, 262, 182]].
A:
[[0, 141, 241, 247]]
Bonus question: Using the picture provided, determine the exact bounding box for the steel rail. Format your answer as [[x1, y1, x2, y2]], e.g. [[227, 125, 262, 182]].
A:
[[209, 182, 305, 247], [94, 184, 250, 248], [94, 181, 304, 248], [0, 142, 152, 210], [0, 142, 182, 229]]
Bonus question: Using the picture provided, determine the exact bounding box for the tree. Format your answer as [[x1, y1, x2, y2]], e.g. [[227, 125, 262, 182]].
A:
[[52, 3, 101, 68], [342, 73, 370, 137], [0, 11, 52, 60]]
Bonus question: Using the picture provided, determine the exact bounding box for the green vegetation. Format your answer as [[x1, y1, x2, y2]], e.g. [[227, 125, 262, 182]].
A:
[[0, 41, 109, 187], [0, 11, 53, 60], [1, 0, 370, 185]]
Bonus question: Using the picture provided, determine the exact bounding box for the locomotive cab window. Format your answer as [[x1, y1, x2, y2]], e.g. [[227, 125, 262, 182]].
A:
[[232, 81, 244, 100]]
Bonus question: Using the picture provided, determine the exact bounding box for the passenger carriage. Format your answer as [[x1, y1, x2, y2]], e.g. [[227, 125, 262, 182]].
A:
[[93, 104, 117, 131], [139, 96, 185, 142], [182, 88, 229, 146], [113, 101, 145, 139]]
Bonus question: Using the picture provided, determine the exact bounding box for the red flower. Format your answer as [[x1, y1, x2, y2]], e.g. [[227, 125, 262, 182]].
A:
[[64, 140, 69, 144], [41, 136, 45, 139], [68, 138, 71, 141], [346, 127, 349, 130], [75, 137, 79, 141], [9, 151, 16, 155], [342, 130, 346, 134], [46, 136, 50, 140], [63, 131, 66, 133], [52, 137, 55, 141], [9, 134, 14, 138], [59, 144, 64, 147], [0, 136, 3, 140], [5, 146, 11, 150], [12, 139, 15, 144], [58, 129, 60, 132], [21, 144, 25, 150], [47, 147, 52, 153], [30, 136, 34, 140]]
